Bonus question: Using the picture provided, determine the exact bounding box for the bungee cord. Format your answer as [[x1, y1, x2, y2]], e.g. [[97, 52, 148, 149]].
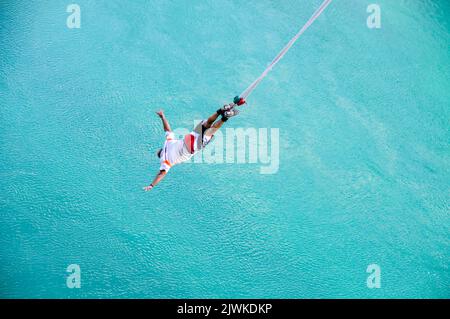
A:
[[232, 0, 333, 106]]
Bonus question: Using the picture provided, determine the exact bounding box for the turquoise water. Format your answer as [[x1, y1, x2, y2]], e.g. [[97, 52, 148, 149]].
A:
[[1, 0, 449, 298]]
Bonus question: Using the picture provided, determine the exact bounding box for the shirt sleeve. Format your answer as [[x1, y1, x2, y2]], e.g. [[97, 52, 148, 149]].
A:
[[165, 131, 175, 140], [159, 161, 171, 172], [159, 144, 172, 172]]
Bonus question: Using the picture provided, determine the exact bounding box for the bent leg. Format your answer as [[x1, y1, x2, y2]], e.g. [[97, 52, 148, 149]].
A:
[[204, 112, 220, 128], [205, 118, 226, 136]]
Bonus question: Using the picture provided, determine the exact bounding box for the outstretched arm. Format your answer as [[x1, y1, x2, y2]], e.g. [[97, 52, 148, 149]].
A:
[[143, 170, 167, 191], [156, 110, 171, 132]]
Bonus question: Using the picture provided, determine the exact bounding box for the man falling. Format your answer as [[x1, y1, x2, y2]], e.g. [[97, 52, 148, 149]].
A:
[[143, 103, 240, 191]]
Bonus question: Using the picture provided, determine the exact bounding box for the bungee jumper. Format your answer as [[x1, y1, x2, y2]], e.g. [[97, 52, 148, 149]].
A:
[[143, 0, 333, 191], [143, 98, 243, 191]]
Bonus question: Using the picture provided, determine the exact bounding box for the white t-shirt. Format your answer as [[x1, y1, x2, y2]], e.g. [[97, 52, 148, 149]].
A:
[[159, 132, 193, 172], [159, 121, 214, 172]]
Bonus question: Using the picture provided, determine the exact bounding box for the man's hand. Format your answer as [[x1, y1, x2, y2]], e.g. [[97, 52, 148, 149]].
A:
[[143, 184, 154, 191], [156, 110, 165, 119], [144, 170, 167, 192]]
